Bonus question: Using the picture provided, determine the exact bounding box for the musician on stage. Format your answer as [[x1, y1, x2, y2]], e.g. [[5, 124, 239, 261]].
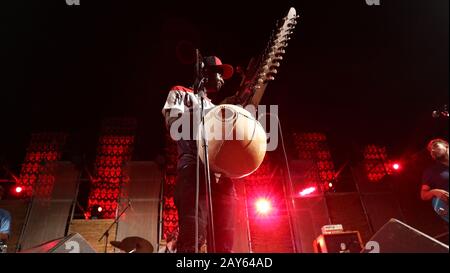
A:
[[0, 185, 12, 253], [162, 56, 237, 253], [420, 138, 449, 203]]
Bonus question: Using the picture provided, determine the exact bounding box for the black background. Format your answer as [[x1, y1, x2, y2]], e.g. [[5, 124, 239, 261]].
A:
[[0, 0, 448, 170]]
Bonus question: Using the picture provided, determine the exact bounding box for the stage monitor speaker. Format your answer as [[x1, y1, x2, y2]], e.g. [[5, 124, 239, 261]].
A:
[[19, 233, 96, 253], [362, 218, 449, 253], [313, 231, 364, 253]]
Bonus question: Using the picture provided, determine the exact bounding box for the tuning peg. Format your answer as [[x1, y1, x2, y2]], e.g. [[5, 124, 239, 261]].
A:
[[268, 49, 285, 59], [275, 34, 285, 41], [288, 18, 298, 25], [275, 49, 285, 56], [267, 52, 276, 59], [279, 42, 288, 49], [273, 56, 283, 62], [270, 62, 280, 69], [257, 78, 264, 84], [268, 69, 278, 74], [265, 75, 275, 81]]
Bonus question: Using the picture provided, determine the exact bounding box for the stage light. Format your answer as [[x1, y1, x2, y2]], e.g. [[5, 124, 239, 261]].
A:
[[15, 186, 23, 194], [299, 186, 316, 197], [91, 205, 104, 219], [392, 163, 400, 171], [328, 182, 333, 188], [255, 198, 272, 215]]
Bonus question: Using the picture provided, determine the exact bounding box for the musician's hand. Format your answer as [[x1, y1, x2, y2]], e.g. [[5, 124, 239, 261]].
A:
[[432, 189, 449, 203], [443, 191, 449, 203]]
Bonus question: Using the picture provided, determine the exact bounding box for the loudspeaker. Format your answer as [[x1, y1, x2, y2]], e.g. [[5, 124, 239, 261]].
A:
[[20, 233, 96, 253], [313, 231, 364, 253], [362, 218, 449, 253]]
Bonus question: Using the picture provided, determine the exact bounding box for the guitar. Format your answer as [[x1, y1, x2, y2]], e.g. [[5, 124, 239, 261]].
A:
[[432, 190, 449, 223], [225, 7, 298, 107], [203, 7, 298, 178]]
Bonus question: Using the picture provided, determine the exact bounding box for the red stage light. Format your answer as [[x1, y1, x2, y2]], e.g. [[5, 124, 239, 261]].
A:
[[97, 206, 103, 213], [15, 186, 23, 193], [392, 163, 400, 170], [328, 182, 333, 188], [255, 198, 272, 215], [299, 186, 316, 197]]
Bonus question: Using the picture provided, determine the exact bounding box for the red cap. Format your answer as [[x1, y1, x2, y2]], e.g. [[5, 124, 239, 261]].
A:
[[203, 56, 234, 79]]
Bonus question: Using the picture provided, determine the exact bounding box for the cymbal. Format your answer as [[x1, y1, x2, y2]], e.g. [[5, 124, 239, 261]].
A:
[[110, 236, 154, 253]]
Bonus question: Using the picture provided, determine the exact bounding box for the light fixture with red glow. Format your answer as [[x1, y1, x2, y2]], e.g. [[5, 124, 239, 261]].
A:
[[90, 205, 104, 219], [255, 198, 272, 215], [392, 163, 401, 171], [15, 186, 23, 194], [299, 186, 316, 197]]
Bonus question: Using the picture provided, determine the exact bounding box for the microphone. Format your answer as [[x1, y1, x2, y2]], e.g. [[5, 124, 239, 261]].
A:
[[194, 49, 207, 96]]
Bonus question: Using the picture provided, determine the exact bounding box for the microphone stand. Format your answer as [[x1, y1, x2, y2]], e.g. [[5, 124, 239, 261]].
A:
[[194, 50, 216, 252], [98, 201, 131, 253], [197, 85, 216, 253]]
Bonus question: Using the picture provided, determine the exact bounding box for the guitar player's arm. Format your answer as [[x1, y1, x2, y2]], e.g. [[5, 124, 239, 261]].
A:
[[164, 111, 181, 131], [420, 184, 449, 201]]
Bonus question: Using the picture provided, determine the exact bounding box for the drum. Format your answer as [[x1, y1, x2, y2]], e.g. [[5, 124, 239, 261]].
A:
[[197, 104, 267, 179]]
